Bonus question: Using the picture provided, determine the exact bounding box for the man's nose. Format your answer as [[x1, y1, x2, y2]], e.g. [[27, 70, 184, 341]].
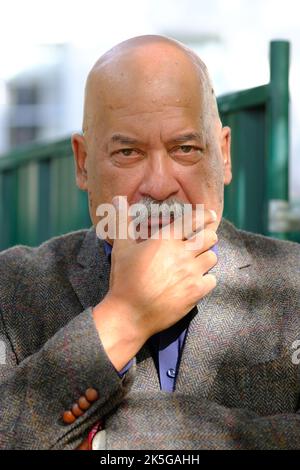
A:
[[138, 152, 180, 201]]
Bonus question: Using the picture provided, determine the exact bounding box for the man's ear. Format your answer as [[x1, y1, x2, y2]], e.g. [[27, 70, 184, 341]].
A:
[[72, 133, 88, 191], [221, 126, 232, 186]]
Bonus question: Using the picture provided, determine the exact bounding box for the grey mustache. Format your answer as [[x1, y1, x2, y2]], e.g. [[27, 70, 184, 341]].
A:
[[131, 197, 187, 224]]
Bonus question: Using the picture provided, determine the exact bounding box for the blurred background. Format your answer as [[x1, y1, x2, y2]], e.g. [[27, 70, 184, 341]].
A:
[[0, 0, 299, 249]]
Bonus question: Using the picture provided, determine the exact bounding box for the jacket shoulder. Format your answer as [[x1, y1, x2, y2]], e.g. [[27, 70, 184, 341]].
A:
[[239, 226, 300, 260], [0, 229, 89, 297], [221, 218, 300, 259], [221, 218, 300, 292]]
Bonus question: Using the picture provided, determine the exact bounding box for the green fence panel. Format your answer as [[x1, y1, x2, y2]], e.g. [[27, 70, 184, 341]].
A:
[[49, 153, 90, 239], [0, 139, 90, 251], [0, 169, 19, 248], [17, 161, 39, 246], [218, 85, 268, 234]]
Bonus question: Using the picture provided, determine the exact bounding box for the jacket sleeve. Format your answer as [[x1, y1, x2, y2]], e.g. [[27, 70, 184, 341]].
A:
[[0, 306, 136, 450]]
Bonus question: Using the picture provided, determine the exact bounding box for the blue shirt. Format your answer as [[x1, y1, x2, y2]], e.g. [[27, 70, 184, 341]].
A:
[[103, 240, 218, 392]]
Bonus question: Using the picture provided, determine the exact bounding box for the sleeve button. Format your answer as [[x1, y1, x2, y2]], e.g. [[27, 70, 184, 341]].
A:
[[85, 388, 99, 402], [63, 410, 76, 424], [72, 403, 84, 417], [78, 396, 91, 410]]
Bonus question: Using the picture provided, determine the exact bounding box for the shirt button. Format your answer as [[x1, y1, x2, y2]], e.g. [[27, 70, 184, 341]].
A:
[[167, 368, 176, 378]]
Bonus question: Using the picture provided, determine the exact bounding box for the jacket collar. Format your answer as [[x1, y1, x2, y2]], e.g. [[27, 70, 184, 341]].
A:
[[174, 218, 254, 394], [68, 227, 111, 310]]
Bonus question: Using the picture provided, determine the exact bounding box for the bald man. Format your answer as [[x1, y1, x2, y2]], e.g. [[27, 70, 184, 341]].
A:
[[0, 35, 300, 450]]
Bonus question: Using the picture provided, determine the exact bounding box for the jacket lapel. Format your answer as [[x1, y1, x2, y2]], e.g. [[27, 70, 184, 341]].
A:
[[175, 218, 253, 395], [131, 342, 162, 391], [68, 227, 111, 310]]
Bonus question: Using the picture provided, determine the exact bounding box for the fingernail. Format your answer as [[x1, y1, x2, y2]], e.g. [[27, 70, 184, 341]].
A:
[[209, 209, 217, 221]]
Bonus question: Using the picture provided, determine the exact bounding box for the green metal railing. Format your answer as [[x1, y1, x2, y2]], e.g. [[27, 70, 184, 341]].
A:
[[0, 40, 299, 251], [0, 139, 90, 249]]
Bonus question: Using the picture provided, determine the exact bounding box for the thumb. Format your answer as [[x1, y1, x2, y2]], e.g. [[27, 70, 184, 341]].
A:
[[112, 195, 136, 248]]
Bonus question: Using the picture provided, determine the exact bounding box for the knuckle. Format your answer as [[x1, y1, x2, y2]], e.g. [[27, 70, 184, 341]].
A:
[[193, 273, 217, 300], [208, 273, 217, 288], [201, 274, 217, 294], [197, 251, 212, 268], [209, 230, 218, 244], [204, 229, 218, 244], [192, 280, 204, 298]]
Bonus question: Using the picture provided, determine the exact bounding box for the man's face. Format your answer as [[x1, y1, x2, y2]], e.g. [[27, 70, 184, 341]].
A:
[[72, 44, 231, 234]]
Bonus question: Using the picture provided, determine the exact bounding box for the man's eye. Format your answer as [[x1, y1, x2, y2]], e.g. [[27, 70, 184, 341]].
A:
[[120, 148, 135, 156], [179, 145, 194, 153]]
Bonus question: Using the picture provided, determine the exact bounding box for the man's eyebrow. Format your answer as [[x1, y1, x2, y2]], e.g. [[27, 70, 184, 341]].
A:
[[110, 134, 141, 145], [109, 132, 205, 146], [170, 132, 204, 144]]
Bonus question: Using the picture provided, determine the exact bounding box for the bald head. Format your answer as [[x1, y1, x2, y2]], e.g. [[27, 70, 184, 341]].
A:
[[82, 35, 220, 136]]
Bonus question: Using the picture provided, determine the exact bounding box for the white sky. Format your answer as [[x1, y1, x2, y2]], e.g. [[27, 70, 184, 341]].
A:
[[0, 0, 299, 197]]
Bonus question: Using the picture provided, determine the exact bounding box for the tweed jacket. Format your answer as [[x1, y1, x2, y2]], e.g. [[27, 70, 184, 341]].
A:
[[0, 218, 300, 450]]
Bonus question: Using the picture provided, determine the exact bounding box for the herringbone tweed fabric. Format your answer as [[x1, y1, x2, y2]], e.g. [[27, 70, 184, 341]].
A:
[[0, 218, 300, 449]]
